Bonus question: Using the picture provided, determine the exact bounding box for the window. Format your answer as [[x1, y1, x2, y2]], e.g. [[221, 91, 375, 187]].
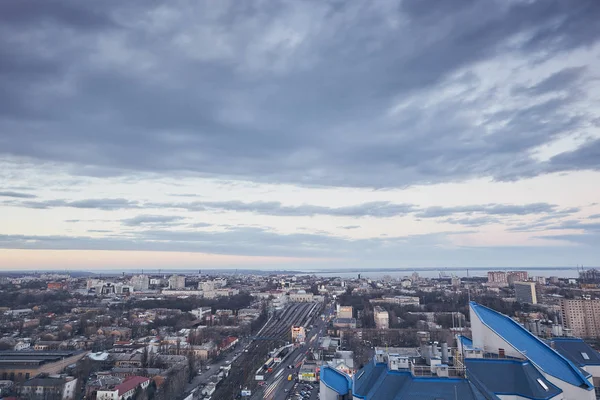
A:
[[581, 352, 590, 360], [537, 378, 549, 391]]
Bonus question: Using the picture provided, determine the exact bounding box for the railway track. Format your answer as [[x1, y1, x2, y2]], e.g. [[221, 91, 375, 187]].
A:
[[211, 302, 320, 399]]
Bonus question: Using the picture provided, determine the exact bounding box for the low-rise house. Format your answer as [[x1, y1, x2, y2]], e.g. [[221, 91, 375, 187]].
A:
[[97, 327, 132, 341], [96, 376, 150, 400], [19, 376, 78, 400]]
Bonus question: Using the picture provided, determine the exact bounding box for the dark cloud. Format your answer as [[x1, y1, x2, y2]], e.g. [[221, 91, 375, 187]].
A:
[[443, 216, 500, 227], [189, 222, 212, 228], [0, 0, 116, 29], [547, 138, 600, 172], [538, 233, 600, 246], [0, 191, 37, 199], [15, 198, 139, 210], [197, 201, 417, 218], [554, 220, 600, 232], [1, 228, 597, 266], [121, 214, 185, 226], [415, 203, 557, 218], [0, 0, 598, 187], [339, 225, 360, 230], [3, 196, 581, 224], [590, 214, 600, 219], [0, 229, 439, 258]]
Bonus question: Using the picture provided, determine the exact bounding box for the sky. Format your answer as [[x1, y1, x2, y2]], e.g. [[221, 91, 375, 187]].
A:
[[1, 0, 600, 271]]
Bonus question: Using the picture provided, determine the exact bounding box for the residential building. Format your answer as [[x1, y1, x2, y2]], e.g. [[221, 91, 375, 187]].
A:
[[370, 296, 420, 307], [373, 306, 389, 329], [190, 307, 211, 319], [168, 275, 185, 289], [130, 275, 149, 291], [451, 276, 461, 288], [19, 377, 78, 400], [561, 299, 600, 338], [507, 271, 528, 285], [487, 271, 507, 286], [96, 376, 150, 400], [514, 281, 538, 304], [487, 271, 528, 287], [47, 282, 68, 290]]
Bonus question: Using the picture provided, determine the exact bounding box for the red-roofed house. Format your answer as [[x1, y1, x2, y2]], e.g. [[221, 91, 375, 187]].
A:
[[218, 336, 239, 352], [96, 376, 150, 400]]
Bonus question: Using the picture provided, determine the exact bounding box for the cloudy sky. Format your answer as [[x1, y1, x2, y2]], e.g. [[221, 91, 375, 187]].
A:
[[1, 0, 599, 271]]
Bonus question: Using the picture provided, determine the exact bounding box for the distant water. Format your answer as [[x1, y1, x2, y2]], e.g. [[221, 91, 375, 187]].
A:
[[304, 268, 582, 280]]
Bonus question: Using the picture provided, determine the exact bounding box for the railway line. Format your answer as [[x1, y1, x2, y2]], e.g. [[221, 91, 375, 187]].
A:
[[210, 302, 321, 400]]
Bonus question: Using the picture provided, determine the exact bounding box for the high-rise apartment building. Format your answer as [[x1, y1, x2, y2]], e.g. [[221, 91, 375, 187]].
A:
[[374, 306, 389, 329], [561, 299, 600, 338], [487, 271, 529, 287], [514, 281, 537, 304], [130, 274, 149, 291], [168, 275, 186, 289], [487, 271, 507, 285]]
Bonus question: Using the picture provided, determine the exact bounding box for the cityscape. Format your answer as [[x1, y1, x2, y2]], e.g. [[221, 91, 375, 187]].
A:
[[1, 0, 600, 400], [1, 268, 600, 400]]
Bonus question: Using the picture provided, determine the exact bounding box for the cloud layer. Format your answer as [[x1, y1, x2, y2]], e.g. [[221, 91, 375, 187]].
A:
[[1, 0, 599, 269], [0, 0, 599, 188]]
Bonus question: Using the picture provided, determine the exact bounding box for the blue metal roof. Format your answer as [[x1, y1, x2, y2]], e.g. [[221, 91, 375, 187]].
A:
[[354, 368, 495, 400], [548, 338, 600, 366], [353, 361, 387, 398], [382, 373, 493, 400], [458, 335, 474, 349], [320, 366, 351, 395], [351, 359, 497, 400], [470, 302, 592, 390], [466, 358, 562, 400]]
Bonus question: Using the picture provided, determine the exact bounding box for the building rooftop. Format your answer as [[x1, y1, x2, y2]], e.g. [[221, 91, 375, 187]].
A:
[[21, 377, 65, 387], [547, 337, 600, 367], [320, 366, 351, 395], [466, 358, 561, 400], [469, 301, 592, 390], [351, 360, 492, 400], [115, 376, 149, 396]]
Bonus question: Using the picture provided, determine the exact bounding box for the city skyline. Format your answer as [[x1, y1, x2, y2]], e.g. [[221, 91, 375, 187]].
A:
[[1, 0, 600, 270]]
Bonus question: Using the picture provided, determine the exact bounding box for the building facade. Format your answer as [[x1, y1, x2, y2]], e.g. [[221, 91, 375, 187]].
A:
[[130, 275, 149, 291], [373, 306, 389, 329], [561, 299, 600, 338], [168, 275, 185, 289], [514, 281, 537, 304]]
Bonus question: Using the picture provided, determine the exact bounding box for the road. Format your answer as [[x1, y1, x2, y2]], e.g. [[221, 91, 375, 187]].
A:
[[258, 301, 335, 400]]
